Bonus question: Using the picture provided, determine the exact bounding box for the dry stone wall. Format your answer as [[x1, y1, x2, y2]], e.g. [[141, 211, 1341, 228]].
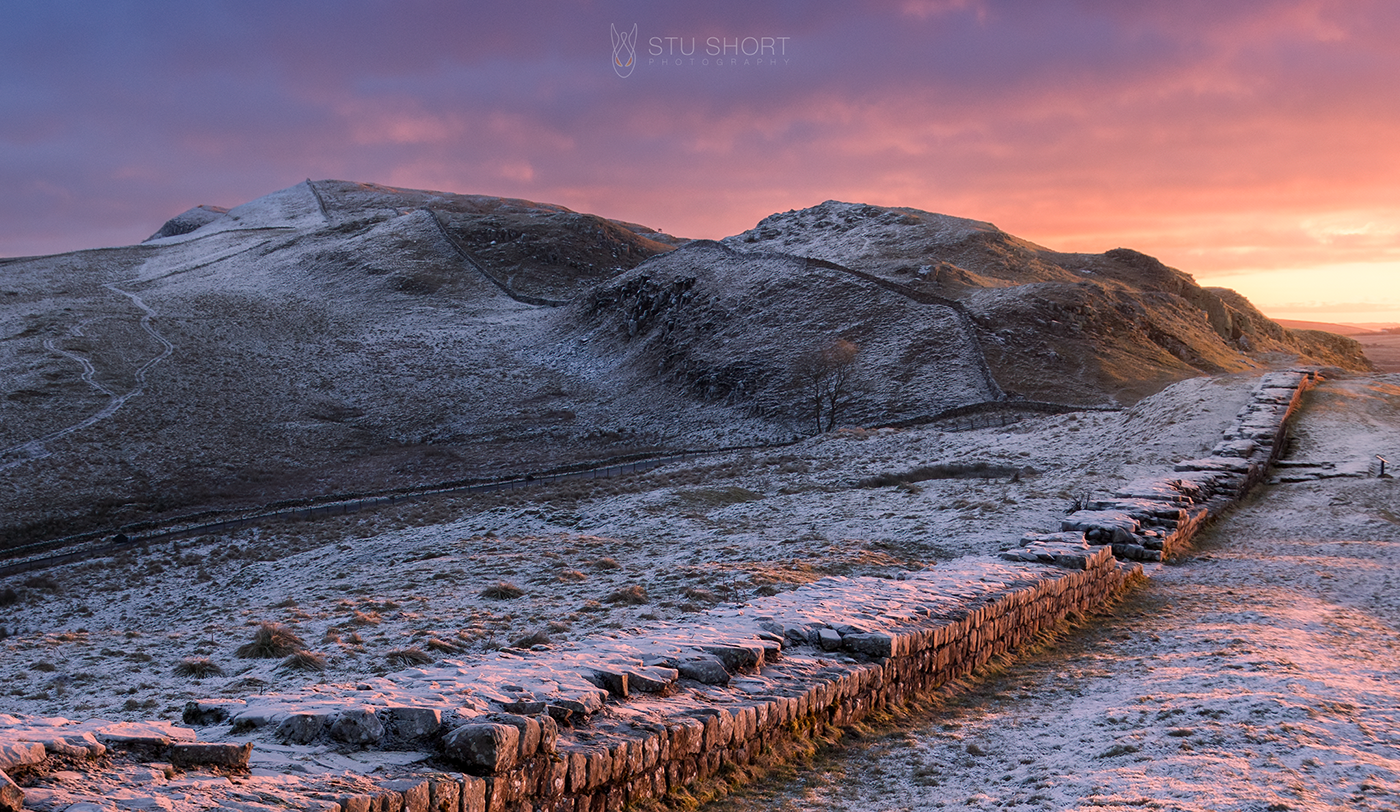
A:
[[1007, 369, 1319, 565], [0, 371, 1319, 812]]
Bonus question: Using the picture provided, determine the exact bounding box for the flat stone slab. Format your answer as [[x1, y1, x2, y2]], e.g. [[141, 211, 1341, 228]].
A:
[[169, 742, 252, 769], [1174, 457, 1252, 474], [0, 741, 45, 771], [96, 721, 197, 749]]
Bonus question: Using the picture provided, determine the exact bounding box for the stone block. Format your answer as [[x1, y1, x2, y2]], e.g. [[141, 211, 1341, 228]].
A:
[[278, 713, 329, 744], [566, 750, 588, 793], [0, 741, 46, 772], [842, 632, 895, 658], [386, 706, 443, 740], [444, 723, 520, 773], [693, 708, 734, 749], [0, 769, 21, 812], [229, 705, 284, 732], [546, 704, 574, 726], [95, 721, 195, 751], [428, 777, 460, 812], [485, 768, 527, 812], [667, 717, 704, 757], [641, 733, 660, 770], [701, 643, 764, 672], [537, 713, 558, 755], [332, 708, 386, 746], [36, 732, 105, 759], [607, 740, 630, 779], [550, 690, 605, 718], [461, 776, 487, 812], [182, 698, 247, 726], [382, 779, 430, 812], [816, 628, 842, 651], [169, 742, 253, 769], [584, 668, 629, 698], [624, 666, 678, 693], [586, 746, 612, 788], [673, 656, 730, 685], [490, 713, 540, 759], [501, 700, 547, 715], [341, 796, 373, 812], [1061, 510, 1139, 545], [542, 755, 568, 797]]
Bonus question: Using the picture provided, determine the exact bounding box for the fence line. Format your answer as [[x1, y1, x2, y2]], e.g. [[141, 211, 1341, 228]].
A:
[[0, 444, 788, 577], [1, 399, 1109, 577]]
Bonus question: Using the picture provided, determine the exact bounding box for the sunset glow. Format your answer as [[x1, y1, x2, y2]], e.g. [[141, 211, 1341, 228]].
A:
[[2, 1, 1398, 323]]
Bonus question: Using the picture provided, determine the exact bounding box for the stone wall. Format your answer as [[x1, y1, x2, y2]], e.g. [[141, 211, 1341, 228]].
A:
[[0, 371, 1320, 812]]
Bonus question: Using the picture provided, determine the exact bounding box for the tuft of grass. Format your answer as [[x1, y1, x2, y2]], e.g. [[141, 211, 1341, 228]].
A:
[[591, 557, 622, 570], [236, 622, 306, 659], [859, 462, 1033, 489], [174, 657, 224, 678], [23, 574, 61, 593], [682, 586, 720, 603], [605, 585, 649, 605], [557, 568, 587, 582], [424, 637, 463, 653], [0, 587, 18, 607], [675, 486, 765, 507], [278, 650, 327, 672], [387, 647, 433, 667], [510, 630, 551, 649], [480, 581, 525, 600], [32, 661, 58, 672], [349, 610, 381, 626]]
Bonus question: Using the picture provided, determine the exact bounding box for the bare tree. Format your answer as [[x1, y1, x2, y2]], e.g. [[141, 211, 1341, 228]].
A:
[[792, 339, 860, 433]]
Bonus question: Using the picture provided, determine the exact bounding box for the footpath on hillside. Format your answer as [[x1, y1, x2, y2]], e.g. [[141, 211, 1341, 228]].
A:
[[716, 373, 1400, 812]]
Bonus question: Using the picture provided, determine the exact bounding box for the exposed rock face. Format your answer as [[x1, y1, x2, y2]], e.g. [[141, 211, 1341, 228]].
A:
[[144, 204, 229, 241], [563, 240, 1002, 426]]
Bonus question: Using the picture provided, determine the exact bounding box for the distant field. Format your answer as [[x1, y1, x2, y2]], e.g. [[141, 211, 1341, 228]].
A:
[[1272, 320, 1400, 371], [1354, 332, 1400, 372], [1274, 318, 1400, 335]]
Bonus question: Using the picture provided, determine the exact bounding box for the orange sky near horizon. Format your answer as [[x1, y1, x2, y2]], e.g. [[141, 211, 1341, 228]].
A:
[[3, 1, 1398, 325]]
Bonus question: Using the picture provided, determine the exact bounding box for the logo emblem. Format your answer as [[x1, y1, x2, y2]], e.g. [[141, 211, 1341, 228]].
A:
[[611, 23, 638, 77]]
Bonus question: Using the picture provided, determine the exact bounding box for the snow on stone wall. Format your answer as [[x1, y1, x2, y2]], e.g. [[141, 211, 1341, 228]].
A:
[[0, 370, 1320, 812]]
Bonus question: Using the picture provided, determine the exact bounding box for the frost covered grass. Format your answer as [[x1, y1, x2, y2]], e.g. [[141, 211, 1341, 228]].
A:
[[0, 375, 1258, 723], [235, 622, 306, 659]]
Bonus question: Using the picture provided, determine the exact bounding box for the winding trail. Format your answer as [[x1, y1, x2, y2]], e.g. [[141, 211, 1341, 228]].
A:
[[0, 282, 173, 471]]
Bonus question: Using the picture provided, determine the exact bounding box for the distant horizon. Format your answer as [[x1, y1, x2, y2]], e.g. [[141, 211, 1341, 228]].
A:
[[3, 2, 1398, 323]]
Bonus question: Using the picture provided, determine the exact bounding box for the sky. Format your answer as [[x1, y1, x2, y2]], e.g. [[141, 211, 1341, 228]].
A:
[[2, 0, 1398, 324]]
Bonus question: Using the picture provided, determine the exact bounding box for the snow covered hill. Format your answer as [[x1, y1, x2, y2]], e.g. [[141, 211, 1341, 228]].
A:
[[0, 184, 1370, 547]]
